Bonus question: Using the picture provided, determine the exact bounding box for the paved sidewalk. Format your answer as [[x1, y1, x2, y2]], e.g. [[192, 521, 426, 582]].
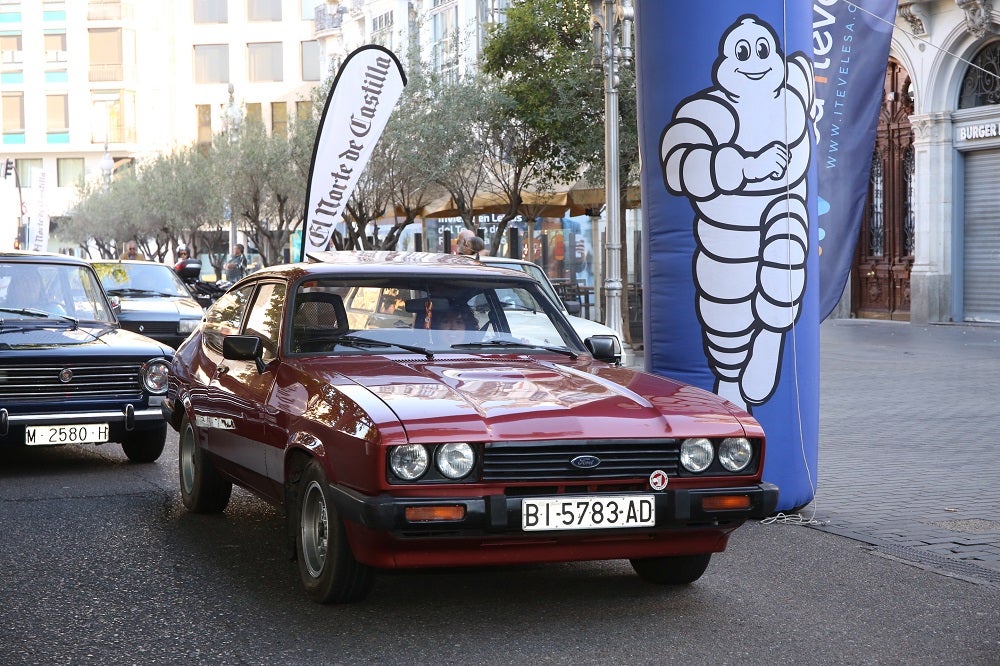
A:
[[809, 319, 1000, 587], [628, 319, 1000, 587]]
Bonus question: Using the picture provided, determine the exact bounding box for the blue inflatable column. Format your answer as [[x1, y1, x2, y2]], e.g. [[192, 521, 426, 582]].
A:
[[634, 3, 819, 511]]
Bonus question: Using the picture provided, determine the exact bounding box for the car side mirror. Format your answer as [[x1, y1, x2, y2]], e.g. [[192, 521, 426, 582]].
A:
[[223, 335, 266, 374], [585, 335, 622, 366], [108, 295, 122, 315], [563, 299, 582, 316]]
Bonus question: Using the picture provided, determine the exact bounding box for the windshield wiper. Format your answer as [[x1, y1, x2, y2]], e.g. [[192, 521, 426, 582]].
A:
[[325, 333, 435, 360], [451, 340, 578, 359], [0, 307, 79, 328], [107, 288, 175, 297]]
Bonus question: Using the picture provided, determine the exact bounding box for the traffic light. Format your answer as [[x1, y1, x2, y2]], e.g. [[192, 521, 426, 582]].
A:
[[3, 159, 13, 179]]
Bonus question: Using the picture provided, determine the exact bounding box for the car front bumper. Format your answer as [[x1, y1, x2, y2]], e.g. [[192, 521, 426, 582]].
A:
[[330, 482, 780, 536], [329, 481, 779, 569], [0, 401, 166, 443]]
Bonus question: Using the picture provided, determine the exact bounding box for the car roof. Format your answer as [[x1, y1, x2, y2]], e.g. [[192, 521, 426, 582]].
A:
[[476, 255, 530, 267], [0, 250, 91, 267], [91, 259, 171, 268], [252, 251, 538, 283]]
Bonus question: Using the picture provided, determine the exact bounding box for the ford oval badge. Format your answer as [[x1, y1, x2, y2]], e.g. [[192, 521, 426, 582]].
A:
[[571, 455, 601, 469]]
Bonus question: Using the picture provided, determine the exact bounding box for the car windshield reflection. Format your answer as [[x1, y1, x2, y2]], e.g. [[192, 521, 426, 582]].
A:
[[93, 262, 193, 298], [289, 276, 582, 355], [0, 262, 114, 324]]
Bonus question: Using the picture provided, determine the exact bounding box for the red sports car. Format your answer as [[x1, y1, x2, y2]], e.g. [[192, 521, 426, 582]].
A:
[[164, 251, 778, 603]]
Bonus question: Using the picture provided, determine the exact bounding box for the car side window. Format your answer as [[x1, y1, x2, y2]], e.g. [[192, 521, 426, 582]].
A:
[[244, 282, 286, 363], [203, 285, 253, 353]]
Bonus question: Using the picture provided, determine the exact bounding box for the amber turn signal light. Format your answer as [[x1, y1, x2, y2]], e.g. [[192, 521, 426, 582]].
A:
[[405, 505, 466, 522], [702, 495, 752, 511]]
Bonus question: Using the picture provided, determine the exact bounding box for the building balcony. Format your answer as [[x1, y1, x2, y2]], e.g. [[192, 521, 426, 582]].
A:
[[87, 0, 135, 22], [89, 63, 123, 82]]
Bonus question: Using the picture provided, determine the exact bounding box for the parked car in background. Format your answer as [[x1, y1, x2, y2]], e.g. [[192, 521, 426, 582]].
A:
[[91, 259, 205, 349], [476, 255, 624, 351], [165, 251, 778, 603], [0, 251, 173, 463]]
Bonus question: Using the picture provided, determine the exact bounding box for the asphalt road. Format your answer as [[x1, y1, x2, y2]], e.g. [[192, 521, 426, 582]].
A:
[[1, 432, 997, 666]]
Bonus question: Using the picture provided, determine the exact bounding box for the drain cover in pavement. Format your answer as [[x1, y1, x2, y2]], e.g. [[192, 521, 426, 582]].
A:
[[929, 518, 1000, 533]]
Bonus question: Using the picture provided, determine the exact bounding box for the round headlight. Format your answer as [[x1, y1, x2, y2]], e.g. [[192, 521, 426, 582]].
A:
[[719, 437, 753, 472], [436, 443, 475, 479], [143, 360, 170, 394], [680, 438, 714, 473], [389, 444, 429, 481]]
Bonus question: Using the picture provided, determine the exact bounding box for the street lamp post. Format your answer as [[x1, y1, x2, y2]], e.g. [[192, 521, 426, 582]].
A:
[[99, 140, 114, 191], [222, 84, 243, 249], [590, 0, 633, 342]]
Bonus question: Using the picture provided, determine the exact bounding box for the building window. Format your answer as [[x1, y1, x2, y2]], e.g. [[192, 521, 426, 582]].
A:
[[44, 32, 67, 63], [271, 101, 287, 137], [92, 89, 135, 144], [430, 4, 459, 79], [300, 0, 312, 20], [301, 40, 319, 81], [196, 104, 212, 149], [89, 28, 123, 82], [296, 100, 312, 121], [371, 11, 394, 48], [478, 0, 511, 24], [245, 102, 262, 126], [194, 44, 228, 83], [193, 0, 227, 23], [1, 33, 22, 65], [867, 152, 884, 257], [247, 0, 281, 21], [902, 145, 915, 256], [959, 40, 1000, 108], [15, 158, 42, 188], [47, 94, 68, 131], [57, 157, 85, 188], [248, 42, 282, 82], [372, 10, 393, 33], [2, 91, 23, 135]]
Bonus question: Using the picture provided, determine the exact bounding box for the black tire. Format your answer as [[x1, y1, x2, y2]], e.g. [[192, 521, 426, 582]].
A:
[[178, 414, 231, 513], [296, 461, 374, 604], [630, 553, 712, 585], [121, 424, 167, 463]]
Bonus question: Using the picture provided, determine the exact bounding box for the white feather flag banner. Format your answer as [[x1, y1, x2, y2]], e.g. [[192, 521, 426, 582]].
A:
[[300, 45, 407, 260]]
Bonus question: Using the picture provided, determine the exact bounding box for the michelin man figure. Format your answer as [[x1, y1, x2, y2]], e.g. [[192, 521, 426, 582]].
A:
[[659, 15, 818, 412]]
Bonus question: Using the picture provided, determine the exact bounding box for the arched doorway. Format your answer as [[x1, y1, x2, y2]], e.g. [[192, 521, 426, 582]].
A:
[[852, 59, 915, 320]]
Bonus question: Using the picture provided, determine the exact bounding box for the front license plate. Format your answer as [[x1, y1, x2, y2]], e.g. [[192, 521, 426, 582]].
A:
[[522, 495, 655, 532], [25, 423, 110, 446]]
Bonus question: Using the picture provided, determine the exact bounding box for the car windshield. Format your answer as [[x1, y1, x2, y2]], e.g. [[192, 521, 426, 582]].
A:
[[94, 262, 191, 298], [0, 261, 114, 323], [289, 275, 583, 355]]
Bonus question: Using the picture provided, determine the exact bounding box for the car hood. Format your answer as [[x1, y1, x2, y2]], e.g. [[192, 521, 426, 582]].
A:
[[118, 297, 204, 317], [322, 356, 752, 442], [0, 324, 173, 357]]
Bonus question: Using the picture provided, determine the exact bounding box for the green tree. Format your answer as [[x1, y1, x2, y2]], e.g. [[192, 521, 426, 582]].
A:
[[481, 0, 605, 185], [482, 0, 639, 341], [215, 116, 307, 270]]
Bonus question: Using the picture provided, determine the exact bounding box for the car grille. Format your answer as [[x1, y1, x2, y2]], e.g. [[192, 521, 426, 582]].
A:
[[482, 439, 681, 482], [119, 321, 176, 336], [0, 364, 145, 401]]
